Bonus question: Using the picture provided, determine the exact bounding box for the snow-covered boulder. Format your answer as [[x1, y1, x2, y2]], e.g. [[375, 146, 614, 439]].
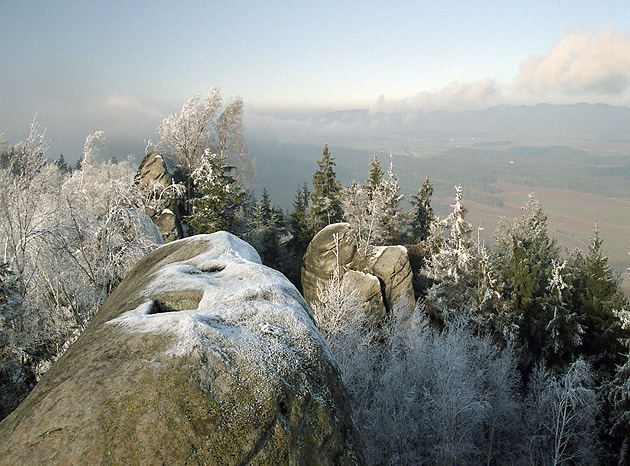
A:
[[302, 223, 415, 321], [0, 232, 364, 466]]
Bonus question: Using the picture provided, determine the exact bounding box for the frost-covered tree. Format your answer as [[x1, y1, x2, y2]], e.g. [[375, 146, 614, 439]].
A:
[[0, 263, 31, 420], [0, 117, 59, 283], [54, 131, 163, 307], [152, 90, 220, 173], [341, 156, 406, 254], [493, 195, 561, 370], [425, 186, 476, 283], [422, 187, 510, 337], [310, 144, 343, 232], [150, 89, 251, 216], [0, 127, 162, 421], [315, 272, 525, 465], [525, 359, 600, 466], [542, 260, 584, 367], [409, 175, 434, 243], [374, 158, 406, 244], [185, 149, 245, 234]]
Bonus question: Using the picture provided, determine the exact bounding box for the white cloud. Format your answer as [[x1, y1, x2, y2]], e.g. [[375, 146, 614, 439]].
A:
[[370, 79, 501, 113], [517, 25, 630, 95]]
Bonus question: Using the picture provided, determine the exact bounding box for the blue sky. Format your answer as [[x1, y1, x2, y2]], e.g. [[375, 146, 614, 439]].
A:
[[2, 1, 630, 158]]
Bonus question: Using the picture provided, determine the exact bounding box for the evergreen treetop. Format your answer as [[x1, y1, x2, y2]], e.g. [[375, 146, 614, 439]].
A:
[[184, 149, 245, 234], [366, 152, 384, 196], [290, 182, 312, 254], [55, 154, 69, 172], [310, 144, 343, 232], [410, 175, 434, 242]]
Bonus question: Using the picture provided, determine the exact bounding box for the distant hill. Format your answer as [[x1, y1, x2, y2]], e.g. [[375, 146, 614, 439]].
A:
[[306, 103, 630, 149]]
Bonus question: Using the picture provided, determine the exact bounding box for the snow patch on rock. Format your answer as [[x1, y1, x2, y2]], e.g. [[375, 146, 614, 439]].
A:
[[109, 232, 328, 362]]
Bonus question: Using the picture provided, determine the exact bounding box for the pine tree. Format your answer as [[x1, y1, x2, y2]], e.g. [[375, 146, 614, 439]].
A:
[[410, 175, 434, 242], [184, 149, 245, 234], [525, 360, 600, 466], [310, 144, 343, 233], [366, 152, 384, 197], [493, 195, 561, 371], [567, 229, 629, 376], [289, 182, 312, 254], [55, 154, 69, 172]]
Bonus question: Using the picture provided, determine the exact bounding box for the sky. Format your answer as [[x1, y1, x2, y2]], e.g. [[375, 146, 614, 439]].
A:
[[2, 0, 630, 159]]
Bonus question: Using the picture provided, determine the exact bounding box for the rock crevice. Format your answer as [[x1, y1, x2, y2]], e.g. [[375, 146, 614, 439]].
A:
[[301, 223, 415, 322]]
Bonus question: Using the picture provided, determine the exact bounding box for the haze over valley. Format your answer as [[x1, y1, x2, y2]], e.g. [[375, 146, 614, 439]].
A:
[[246, 103, 630, 290]]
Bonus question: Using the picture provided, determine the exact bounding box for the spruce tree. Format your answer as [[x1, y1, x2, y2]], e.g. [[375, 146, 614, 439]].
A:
[[410, 175, 434, 242], [55, 154, 69, 172], [184, 149, 245, 234], [493, 195, 561, 371], [366, 152, 384, 197], [310, 144, 343, 233], [290, 182, 312, 255], [567, 229, 629, 376]]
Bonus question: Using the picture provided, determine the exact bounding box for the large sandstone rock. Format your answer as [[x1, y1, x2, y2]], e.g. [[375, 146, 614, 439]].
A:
[[136, 151, 185, 242], [301, 223, 415, 322], [0, 233, 364, 466]]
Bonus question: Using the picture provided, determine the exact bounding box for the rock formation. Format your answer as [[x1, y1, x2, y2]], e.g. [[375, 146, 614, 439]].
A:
[[135, 151, 186, 242], [0, 233, 364, 466], [301, 223, 415, 322]]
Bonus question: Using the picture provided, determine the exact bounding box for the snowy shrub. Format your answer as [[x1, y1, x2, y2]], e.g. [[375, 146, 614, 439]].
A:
[[315, 275, 525, 466], [525, 359, 600, 466]]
